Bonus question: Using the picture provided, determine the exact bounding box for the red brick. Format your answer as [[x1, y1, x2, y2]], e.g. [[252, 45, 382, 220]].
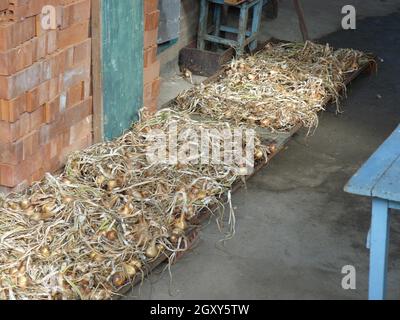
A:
[[66, 80, 84, 108], [145, 10, 160, 32], [0, 94, 26, 122], [59, 0, 91, 29], [144, 45, 157, 68], [30, 105, 45, 130], [0, 17, 35, 52], [57, 21, 89, 49], [144, 0, 158, 14], [143, 60, 160, 85], [144, 28, 158, 49]]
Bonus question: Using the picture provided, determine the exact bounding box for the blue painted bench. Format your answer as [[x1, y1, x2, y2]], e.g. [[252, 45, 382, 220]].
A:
[[345, 125, 400, 300]]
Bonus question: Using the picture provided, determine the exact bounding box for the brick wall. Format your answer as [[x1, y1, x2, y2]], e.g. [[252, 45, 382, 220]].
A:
[[143, 0, 160, 113], [0, 0, 92, 192]]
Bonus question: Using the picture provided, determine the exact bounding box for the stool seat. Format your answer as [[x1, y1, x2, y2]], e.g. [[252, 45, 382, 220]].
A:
[[197, 0, 265, 55]]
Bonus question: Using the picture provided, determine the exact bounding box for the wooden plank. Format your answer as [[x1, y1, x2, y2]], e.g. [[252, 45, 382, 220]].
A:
[[372, 156, 400, 202], [345, 125, 400, 197], [91, 0, 104, 143], [101, 0, 144, 140]]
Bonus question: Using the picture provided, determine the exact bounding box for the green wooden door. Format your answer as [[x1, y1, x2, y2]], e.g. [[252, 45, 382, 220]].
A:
[[101, 0, 144, 140]]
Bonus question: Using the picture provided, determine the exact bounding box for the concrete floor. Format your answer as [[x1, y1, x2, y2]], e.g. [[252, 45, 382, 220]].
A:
[[128, 1, 400, 299]]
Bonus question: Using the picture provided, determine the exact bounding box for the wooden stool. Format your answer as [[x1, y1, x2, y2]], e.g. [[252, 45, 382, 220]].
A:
[[197, 0, 265, 55]]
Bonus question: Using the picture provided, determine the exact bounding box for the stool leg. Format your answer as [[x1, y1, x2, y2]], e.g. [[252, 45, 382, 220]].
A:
[[237, 4, 249, 55], [369, 198, 390, 300], [249, 1, 263, 52], [198, 0, 209, 50], [213, 4, 222, 37]]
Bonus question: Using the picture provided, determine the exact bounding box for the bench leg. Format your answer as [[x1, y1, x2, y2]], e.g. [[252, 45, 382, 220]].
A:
[[369, 198, 390, 300], [198, 0, 209, 50]]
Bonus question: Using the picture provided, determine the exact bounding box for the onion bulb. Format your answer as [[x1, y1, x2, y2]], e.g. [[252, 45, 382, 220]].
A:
[[89, 252, 103, 262], [17, 275, 29, 289], [238, 167, 249, 176], [96, 175, 105, 186], [107, 180, 117, 191], [269, 144, 277, 154], [123, 263, 136, 278], [174, 214, 187, 231], [129, 259, 142, 271], [92, 290, 108, 300], [145, 241, 159, 259], [119, 204, 132, 217], [112, 272, 126, 287], [42, 203, 55, 215], [261, 119, 271, 128], [24, 207, 35, 217], [106, 230, 118, 241], [62, 196, 74, 204], [9, 202, 19, 210], [40, 246, 51, 258], [61, 178, 72, 185], [131, 190, 143, 201], [255, 149, 264, 160], [170, 234, 179, 244], [31, 212, 43, 222], [196, 191, 207, 201], [19, 199, 30, 210]]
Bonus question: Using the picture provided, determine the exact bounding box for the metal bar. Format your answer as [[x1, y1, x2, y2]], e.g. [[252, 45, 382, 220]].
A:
[[293, 0, 309, 41]]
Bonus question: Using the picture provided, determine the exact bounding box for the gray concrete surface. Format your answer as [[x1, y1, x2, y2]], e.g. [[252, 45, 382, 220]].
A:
[[128, 2, 400, 300]]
